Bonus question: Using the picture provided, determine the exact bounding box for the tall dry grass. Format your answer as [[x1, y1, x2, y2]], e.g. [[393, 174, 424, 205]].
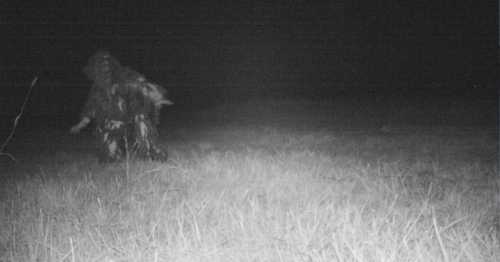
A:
[[1, 125, 498, 261]]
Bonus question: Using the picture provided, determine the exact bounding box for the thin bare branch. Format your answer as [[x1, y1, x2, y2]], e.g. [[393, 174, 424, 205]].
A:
[[0, 76, 38, 161]]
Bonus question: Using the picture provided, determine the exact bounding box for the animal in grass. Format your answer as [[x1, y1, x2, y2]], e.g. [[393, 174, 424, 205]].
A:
[[70, 50, 173, 163]]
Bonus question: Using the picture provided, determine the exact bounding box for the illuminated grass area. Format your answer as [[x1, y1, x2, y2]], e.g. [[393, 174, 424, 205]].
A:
[[1, 120, 499, 261]]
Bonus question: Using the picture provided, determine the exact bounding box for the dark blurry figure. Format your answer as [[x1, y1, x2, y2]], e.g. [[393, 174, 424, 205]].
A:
[[70, 50, 173, 162]]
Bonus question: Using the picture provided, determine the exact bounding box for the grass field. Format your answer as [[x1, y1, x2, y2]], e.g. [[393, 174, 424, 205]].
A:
[[1, 99, 499, 261]]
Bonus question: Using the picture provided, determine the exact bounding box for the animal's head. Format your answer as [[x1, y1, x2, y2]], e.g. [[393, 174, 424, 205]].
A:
[[117, 67, 173, 107], [83, 50, 121, 85], [144, 82, 174, 108]]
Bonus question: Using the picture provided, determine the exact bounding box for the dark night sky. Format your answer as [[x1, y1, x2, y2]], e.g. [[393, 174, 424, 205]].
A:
[[0, 1, 497, 122]]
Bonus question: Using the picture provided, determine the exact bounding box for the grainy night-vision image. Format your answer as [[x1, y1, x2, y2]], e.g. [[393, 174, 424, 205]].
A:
[[1, 2, 499, 261]]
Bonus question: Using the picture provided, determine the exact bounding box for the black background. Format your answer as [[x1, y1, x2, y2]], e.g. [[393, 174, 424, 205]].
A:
[[1, 1, 498, 129]]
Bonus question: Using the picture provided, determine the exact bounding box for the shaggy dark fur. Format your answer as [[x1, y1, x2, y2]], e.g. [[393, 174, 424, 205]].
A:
[[71, 50, 171, 162]]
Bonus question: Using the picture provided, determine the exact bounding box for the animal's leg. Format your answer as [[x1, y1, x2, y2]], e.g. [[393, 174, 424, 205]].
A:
[[70, 117, 91, 134], [132, 114, 167, 161], [96, 119, 126, 163]]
